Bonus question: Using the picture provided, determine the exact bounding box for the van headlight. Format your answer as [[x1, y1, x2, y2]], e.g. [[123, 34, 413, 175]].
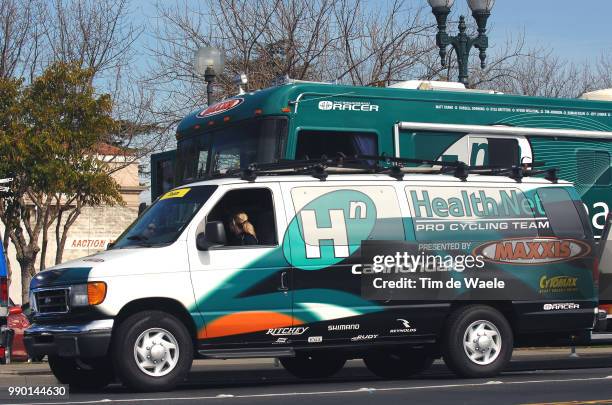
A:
[[70, 282, 107, 307]]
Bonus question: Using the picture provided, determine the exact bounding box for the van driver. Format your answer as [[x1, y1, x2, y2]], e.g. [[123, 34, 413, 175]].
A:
[[229, 212, 258, 245]]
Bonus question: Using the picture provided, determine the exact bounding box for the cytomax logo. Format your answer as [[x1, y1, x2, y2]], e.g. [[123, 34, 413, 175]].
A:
[[283, 190, 377, 270]]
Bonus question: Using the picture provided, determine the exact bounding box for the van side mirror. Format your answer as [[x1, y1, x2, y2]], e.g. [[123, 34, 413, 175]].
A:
[[196, 221, 228, 250]]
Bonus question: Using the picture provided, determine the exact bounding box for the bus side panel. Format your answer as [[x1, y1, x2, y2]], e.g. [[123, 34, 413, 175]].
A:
[[529, 137, 612, 238]]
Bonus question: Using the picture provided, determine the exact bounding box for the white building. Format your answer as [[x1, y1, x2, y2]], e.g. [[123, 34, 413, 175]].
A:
[[3, 144, 145, 304]]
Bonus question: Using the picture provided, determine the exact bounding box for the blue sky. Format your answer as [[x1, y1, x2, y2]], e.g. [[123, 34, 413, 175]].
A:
[[132, 0, 609, 65], [456, 0, 611, 63]]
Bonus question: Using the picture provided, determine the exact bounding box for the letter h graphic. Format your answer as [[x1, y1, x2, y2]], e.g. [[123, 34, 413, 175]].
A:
[[300, 210, 349, 259]]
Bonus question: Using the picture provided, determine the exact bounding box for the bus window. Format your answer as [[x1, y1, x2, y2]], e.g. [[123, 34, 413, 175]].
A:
[[156, 158, 175, 196], [404, 133, 522, 167], [176, 137, 197, 182], [197, 135, 211, 178], [469, 137, 519, 167], [577, 150, 611, 186], [295, 130, 377, 159], [177, 117, 287, 180], [399, 131, 464, 163]]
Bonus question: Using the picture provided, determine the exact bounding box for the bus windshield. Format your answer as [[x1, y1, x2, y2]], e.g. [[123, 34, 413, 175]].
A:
[[176, 117, 287, 184], [112, 186, 217, 249]]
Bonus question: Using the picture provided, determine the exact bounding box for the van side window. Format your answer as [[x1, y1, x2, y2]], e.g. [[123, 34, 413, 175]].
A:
[[537, 188, 587, 239], [295, 130, 377, 159], [576, 150, 611, 186], [207, 188, 277, 247]]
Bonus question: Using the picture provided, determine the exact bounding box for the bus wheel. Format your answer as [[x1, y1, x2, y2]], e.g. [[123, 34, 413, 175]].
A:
[[48, 356, 114, 391], [364, 348, 434, 379], [112, 310, 193, 392], [442, 305, 513, 378], [280, 352, 346, 379]]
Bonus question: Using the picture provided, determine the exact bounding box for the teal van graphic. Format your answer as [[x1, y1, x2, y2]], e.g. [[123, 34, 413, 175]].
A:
[[284, 190, 377, 270]]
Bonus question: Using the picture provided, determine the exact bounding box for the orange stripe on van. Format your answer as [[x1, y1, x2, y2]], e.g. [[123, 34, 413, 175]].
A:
[[198, 311, 303, 339]]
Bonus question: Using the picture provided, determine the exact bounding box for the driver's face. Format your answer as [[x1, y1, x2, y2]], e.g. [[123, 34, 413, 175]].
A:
[[143, 223, 157, 237], [229, 219, 244, 236]]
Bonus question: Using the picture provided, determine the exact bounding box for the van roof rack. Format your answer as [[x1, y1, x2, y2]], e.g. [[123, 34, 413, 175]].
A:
[[215, 153, 559, 184], [468, 163, 558, 183]]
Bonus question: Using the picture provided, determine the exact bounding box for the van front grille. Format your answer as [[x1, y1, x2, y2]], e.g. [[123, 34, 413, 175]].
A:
[[35, 289, 70, 314]]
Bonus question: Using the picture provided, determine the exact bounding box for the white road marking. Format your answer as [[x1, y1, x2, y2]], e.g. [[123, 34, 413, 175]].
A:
[[3, 376, 612, 405]]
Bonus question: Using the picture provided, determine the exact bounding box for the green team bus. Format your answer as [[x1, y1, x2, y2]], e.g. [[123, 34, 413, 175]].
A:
[[150, 79, 612, 329]]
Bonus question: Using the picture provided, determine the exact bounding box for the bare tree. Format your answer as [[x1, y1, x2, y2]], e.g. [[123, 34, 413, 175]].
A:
[[0, 0, 45, 80], [0, 1, 162, 282], [332, 0, 438, 86]]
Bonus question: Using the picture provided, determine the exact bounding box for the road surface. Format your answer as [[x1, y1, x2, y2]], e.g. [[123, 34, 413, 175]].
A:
[[1, 347, 612, 405]]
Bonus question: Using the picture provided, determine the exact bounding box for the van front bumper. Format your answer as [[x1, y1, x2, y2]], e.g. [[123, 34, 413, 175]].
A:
[[24, 319, 113, 358]]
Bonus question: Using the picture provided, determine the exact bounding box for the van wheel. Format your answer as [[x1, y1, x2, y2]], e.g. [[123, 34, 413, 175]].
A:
[[112, 310, 193, 392], [442, 305, 513, 378], [48, 356, 114, 391], [280, 352, 346, 379], [364, 348, 434, 379]]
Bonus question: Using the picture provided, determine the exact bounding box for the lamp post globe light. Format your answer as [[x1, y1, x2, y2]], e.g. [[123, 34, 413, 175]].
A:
[[427, 0, 494, 86], [194, 46, 225, 106]]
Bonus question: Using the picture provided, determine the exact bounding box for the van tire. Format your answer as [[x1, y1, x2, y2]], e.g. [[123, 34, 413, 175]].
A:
[[48, 356, 114, 391], [111, 310, 193, 392], [280, 352, 346, 379], [364, 348, 434, 379], [442, 305, 513, 378]]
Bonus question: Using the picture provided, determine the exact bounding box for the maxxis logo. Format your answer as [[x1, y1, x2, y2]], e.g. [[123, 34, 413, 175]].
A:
[[473, 238, 592, 265]]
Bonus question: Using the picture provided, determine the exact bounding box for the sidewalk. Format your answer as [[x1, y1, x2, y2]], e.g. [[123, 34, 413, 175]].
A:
[[0, 347, 611, 386]]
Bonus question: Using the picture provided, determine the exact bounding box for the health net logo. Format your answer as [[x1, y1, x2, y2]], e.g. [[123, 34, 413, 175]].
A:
[[318, 100, 379, 112]]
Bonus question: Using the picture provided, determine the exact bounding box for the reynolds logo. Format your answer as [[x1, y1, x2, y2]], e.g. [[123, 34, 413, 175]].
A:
[[409, 189, 546, 219]]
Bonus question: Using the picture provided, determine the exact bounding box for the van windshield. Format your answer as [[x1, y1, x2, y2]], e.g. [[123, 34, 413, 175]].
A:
[[112, 186, 217, 249]]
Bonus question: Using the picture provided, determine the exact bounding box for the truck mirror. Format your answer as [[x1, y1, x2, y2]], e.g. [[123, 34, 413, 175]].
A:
[[197, 221, 228, 250]]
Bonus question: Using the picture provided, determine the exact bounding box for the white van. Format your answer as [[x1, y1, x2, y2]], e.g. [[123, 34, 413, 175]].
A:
[[24, 161, 598, 391]]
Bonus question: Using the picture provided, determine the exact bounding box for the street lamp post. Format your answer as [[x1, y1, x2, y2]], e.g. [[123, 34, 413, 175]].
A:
[[194, 47, 225, 106], [428, 0, 495, 86]]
